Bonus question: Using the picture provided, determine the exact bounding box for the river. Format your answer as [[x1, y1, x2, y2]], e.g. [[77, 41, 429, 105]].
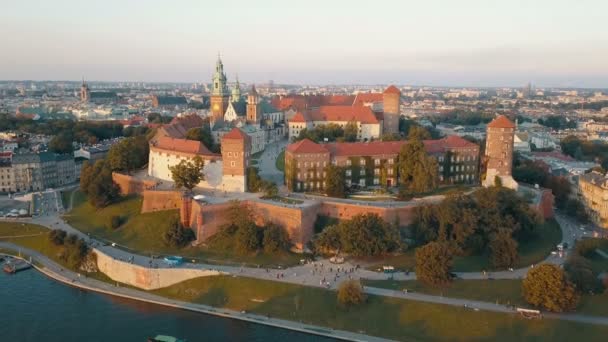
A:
[[0, 269, 335, 342]]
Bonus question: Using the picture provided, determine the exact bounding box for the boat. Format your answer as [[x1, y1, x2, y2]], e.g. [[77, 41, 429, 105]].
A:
[[147, 335, 186, 342], [3, 260, 32, 274]]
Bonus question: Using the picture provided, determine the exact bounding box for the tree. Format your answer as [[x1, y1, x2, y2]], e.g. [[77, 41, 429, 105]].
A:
[[325, 165, 346, 198], [262, 223, 291, 253], [313, 224, 342, 253], [163, 217, 195, 248], [343, 121, 358, 142], [564, 255, 599, 293], [80, 160, 120, 208], [488, 230, 518, 268], [337, 280, 366, 306], [186, 127, 215, 152], [523, 264, 579, 312], [49, 132, 74, 154], [235, 222, 261, 254], [247, 167, 263, 192], [339, 213, 401, 256], [107, 136, 150, 173], [169, 156, 205, 191], [110, 215, 123, 229], [407, 126, 431, 140], [415, 242, 453, 286], [398, 138, 438, 194]]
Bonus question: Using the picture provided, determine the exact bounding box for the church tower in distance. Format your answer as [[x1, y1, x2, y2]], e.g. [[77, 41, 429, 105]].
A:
[[210, 55, 230, 122], [246, 84, 261, 124], [80, 78, 90, 103]]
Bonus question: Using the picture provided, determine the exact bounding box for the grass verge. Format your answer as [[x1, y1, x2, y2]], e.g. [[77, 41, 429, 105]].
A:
[[153, 275, 608, 341]]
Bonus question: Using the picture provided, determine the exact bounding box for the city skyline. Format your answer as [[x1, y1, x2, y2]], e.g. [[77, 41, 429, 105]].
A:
[[1, 0, 607, 87]]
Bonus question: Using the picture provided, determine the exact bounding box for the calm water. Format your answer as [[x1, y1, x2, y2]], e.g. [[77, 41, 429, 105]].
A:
[[0, 269, 334, 342]]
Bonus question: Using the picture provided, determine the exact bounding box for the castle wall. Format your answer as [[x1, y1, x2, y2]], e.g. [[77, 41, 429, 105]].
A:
[[112, 172, 157, 195], [141, 190, 183, 213], [94, 248, 222, 290]]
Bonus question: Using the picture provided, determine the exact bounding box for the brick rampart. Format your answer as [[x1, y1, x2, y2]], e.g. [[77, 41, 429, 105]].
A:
[[141, 190, 182, 213], [112, 172, 157, 195]]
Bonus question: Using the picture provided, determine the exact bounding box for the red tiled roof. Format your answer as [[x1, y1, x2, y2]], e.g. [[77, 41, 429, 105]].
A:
[[383, 85, 401, 95], [289, 135, 479, 157], [154, 136, 215, 155], [487, 115, 515, 129], [532, 151, 575, 162], [286, 139, 329, 154], [290, 112, 307, 123], [325, 141, 406, 156], [222, 127, 248, 140], [309, 106, 379, 124], [352, 93, 383, 106]]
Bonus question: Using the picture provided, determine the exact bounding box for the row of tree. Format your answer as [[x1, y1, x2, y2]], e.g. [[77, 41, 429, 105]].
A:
[[561, 135, 608, 169], [314, 213, 403, 256], [412, 187, 541, 269], [48, 229, 90, 269]]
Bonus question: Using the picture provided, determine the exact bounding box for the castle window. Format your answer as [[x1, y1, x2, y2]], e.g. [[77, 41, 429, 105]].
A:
[[346, 169, 352, 177], [360, 158, 366, 165], [231, 161, 235, 167], [388, 158, 394, 164], [374, 159, 380, 166], [346, 160, 351, 166]]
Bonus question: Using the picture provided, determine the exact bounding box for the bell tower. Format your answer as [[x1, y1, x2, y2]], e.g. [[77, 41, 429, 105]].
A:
[[80, 78, 90, 103], [246, 84, 261, 124], [210, 54, 230, 122]]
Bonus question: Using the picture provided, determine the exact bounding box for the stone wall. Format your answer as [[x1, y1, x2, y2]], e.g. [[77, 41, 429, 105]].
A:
[[141, 190, 183, 213], [318, 201, 418, 227], [94, 247, 223, 290], [189, 200, 318, 250], [112, 172, 157, 195]]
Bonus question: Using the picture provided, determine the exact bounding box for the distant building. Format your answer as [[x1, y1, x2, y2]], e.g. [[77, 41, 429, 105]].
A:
[[80, 79, 117, 104], [151, 95, 188, 109], [579, 171, 608, 228], [285, 136, 479, 192], [5, 152, 77, 192], [483, 115, 518, 190], [286, 85, 402, 141]]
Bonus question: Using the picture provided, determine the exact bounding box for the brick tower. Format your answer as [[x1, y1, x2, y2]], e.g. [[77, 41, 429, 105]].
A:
[[382, 85, 401, 134], [210, 55, 230, 122], [80, 78, 90, 103], [483, 115, 518, 189], [221, 127, 251, 192], [246, 84, 261, 125]]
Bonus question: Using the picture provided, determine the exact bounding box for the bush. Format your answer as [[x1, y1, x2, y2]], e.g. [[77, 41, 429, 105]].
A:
[[262, 223, 291, 254], [564, 255, 599, 293], [337, 280, 366, 307], [110, 215, 123, 229], [163, 217, 195, 248], [235, 223, 261, 254], [49, 229, 67, 245]]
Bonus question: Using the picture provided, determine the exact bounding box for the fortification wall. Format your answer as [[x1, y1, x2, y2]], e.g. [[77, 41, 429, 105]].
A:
[[318, 201, 417, 227], [141, 190, 182, 213], [112, 172, 157, 196], [94, 248, 222, 290]]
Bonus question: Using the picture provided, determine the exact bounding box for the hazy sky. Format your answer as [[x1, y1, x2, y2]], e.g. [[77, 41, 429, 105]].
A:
[[2, 0, 607, 87]]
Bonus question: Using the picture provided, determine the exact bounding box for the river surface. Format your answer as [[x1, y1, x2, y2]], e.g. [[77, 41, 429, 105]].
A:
[[0, 269, 334, 342]]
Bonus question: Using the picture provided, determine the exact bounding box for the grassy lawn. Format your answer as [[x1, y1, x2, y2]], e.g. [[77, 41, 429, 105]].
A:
[[63, 195, 303, 268], [365, 219, 562, 272], [153, 275, 608, 341], [60, 189, 86, 210], [275, 150, 285, 172]]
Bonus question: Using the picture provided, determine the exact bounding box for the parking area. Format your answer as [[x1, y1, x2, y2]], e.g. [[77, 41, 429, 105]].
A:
[[0, 196, 30, 218]]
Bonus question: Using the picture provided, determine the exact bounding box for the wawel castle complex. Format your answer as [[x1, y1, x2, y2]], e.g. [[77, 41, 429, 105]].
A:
[[145, 57, 522, 195]]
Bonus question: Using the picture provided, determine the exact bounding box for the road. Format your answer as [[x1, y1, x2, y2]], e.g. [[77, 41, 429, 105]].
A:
[[257, 139, 288, 187]]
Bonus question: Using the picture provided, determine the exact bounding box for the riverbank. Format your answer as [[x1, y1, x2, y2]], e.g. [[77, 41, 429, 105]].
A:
[[0, 245, 388, 342]]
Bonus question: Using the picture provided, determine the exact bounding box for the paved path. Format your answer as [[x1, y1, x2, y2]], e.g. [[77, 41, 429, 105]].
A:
[[0, 243, 390, 342], [257, 139, 288, 186]]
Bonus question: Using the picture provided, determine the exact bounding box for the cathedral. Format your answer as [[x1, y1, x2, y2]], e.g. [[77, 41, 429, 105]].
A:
[[208, 56, 286, 154]]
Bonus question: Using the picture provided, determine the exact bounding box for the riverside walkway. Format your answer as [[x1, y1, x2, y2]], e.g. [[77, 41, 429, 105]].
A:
[[0, 242, 391, 342]]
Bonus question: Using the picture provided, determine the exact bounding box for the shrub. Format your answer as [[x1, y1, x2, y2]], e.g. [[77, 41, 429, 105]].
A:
[[110, 215, 123, 229], [163, 217, 195, 248], [523, 264, 579, 312], [49, 229, 67, 245], [337, 280, 366, 307]]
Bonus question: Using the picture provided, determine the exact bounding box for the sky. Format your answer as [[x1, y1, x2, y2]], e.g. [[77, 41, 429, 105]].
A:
[[1, 0, 607, 87]]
